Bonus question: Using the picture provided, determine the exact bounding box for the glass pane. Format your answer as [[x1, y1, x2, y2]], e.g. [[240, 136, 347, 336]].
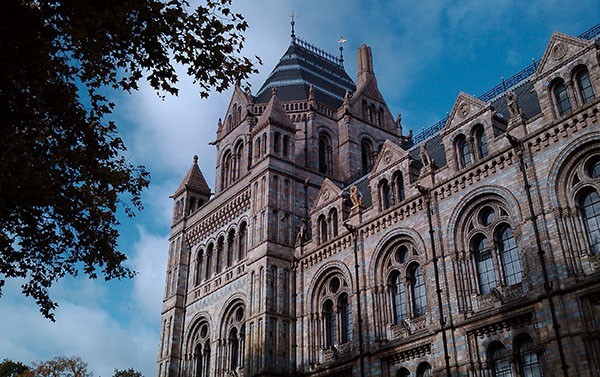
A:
[[475, 237, 496, 294], [577, 70, 595, 103], [411, 265, 427, 316], [393, 273, 407, 323], [554, 82, 571, 115], [459, 138, 471, 167], [476, 128, 488, 158], [582, 191, 600, 255], [499, 226, 522, 286]]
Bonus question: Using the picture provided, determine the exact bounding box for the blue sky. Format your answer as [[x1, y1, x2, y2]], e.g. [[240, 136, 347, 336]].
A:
[[1, 1, 598, 376]]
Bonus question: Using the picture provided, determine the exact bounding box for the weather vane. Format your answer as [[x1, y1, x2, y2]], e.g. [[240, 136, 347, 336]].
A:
[[290, 11, 297, 40], [338, 36, 346, 65]]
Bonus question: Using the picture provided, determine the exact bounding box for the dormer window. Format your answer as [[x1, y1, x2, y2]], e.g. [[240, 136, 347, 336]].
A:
[[553, 80, 571, 116], [456, 135, 472, 169], [473, 125, 488, 159], [575, 68, 595, 104]]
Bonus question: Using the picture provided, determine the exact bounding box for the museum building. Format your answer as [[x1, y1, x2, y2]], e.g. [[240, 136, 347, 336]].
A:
[[157, 23, 600, 377]]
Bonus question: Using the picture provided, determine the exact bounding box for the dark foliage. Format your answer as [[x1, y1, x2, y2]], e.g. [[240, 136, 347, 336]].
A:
[[0, 0, 259, 319]]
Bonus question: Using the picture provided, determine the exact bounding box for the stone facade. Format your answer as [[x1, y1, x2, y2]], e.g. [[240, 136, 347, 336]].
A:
[[157, 26, 600, 377]]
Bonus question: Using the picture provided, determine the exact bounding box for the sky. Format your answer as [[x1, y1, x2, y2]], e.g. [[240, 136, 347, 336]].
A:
[[1, 1, 599, 376]]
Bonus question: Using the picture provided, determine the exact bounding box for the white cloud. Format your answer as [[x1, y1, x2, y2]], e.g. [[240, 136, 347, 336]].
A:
[[129, 226, 169, 322], [0, 279, 158, 377]]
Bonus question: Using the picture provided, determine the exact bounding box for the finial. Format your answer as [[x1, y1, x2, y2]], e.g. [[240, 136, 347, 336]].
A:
[[309, 85, 315, 101], [396, 113, 403, 135], [338, 36, 346, 65], [193, 155, 199, 164], [290, 11, 296, 41], [271, 87, 278, 97]]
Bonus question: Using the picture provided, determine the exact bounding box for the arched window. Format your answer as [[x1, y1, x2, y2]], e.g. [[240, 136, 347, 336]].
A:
[[313, 273, 352, 353], [394, 172, 405, 203], [323, 299, 336, 347], [338, 292, 351, 343], [318, 215, 328, 244], [474, 234, 496, 294], [456, 135, 472, 168], [205, 243, 213, 280], [261, 133, 267, 155], [274, 132, 281, 154], [283, 135, 290, 157], [227, 114, 232, 131], [515, 334, 542, 377], [488, 342, 513, 377], [390, 271, 407, 324], [329, 208, 339, 238], [222, 151, 232, 189], [397, 367, 410, 377], [238, 222, 248, 259], [195, 249, 203, 285], [409, 264, 427, 317], [553, 80, 571, 116], [190, 321, 211, 377], [318, 133, 332, 174], [229, 328, 239, 369], [215, 237, 224, 273], [255, 137, 261, 161], [227, 229, 235, 268], [361, 140, 373, 174], [575, 68, 595, 104], [380, 179, 392, 210], [234, 141, 244, 179], [474, 125, 488, 159], [498, 226, 522, 286], [222, 305, 245, 372], [237, 105, 243, 125], [416, 362, 432, 377], [580, 190, 600, 255], [465, 203, 522, 295]]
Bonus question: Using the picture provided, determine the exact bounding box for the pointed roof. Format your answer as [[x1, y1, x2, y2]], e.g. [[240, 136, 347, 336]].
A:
[[256, 88, 294, 128], [445, 92, 488, 131], [172, 155, 211, 197], [311, 178, 343, 213], [371, 139, 408, 175], [535, 32, 592, 77], [255, 37, 355, 108]]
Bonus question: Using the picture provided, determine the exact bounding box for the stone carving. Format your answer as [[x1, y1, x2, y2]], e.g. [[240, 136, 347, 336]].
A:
[[420, 144, 432, 167], [323, 347, 337, 363], [350, 185, 364, 209], [507, 90, 522, 118], [458, 101, 470, 118], [552, 42, 568, 60], [383, 149, 392, 164]]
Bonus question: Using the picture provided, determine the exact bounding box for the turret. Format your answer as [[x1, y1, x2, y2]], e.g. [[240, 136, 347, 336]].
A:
[[170, 155, 211, 222]]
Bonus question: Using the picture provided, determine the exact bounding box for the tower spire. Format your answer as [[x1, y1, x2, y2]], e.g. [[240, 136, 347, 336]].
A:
[[290, 11, 296, 41], [338, 36, 346, 66]]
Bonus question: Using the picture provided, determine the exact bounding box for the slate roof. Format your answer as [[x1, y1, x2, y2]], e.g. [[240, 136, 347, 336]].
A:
[[173, 156, 211, 197], [255, 38, 355, 109]]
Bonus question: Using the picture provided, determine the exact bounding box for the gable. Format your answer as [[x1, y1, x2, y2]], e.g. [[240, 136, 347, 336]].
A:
[[445, 92, 488, 131], [311, 178, 343, 214], [535, 32, 591, 76], [370, 139, 408, 176]]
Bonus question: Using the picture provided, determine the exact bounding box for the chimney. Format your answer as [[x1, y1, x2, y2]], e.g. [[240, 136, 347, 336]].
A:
[[356, 44, 375, 88]]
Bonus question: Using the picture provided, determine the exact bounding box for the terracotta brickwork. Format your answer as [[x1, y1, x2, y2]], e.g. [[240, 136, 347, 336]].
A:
[[157, 29, 600, 377]]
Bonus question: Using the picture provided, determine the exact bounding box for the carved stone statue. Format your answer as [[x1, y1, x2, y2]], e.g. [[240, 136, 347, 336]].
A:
[[420, 143, 431, 167], [507, 90, 521, 118], [349, 185, 363, 209]]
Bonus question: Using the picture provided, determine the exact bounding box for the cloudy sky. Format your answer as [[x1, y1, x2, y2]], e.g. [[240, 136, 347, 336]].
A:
[[1, 1, 599, 376]]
